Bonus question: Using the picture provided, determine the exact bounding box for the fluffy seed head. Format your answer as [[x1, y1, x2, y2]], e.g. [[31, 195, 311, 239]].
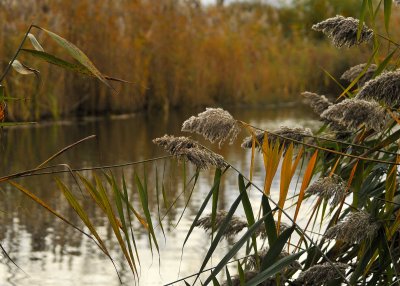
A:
[[194, 211, 248, 238], [181, 108, 241, 148], [306, 175, 346, 206], [356, 70, 400, 107], [153, 135, 227, 169], [302, 91, 333, 115], [325, 211, 380, 243], [241, 126, 313, 150], [320, 99, 388, 131], [341, 63, 377, 87], [296, 262, 348, 285], [312, 15, 373, 47]]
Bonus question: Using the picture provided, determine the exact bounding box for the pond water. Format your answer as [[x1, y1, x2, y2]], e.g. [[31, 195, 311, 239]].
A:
[[0, 104, 320, 285]]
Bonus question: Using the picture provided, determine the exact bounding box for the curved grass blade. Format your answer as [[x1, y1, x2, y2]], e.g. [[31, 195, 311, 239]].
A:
[[260, 226, 296, 271], [55, 179, 110, 255], [95, 175, 137, 275], [110, 174, 139, 276], [262, 194, 277, 246], [238, 174, 257, 255], [202, 212, 273, 286], [175, 171, 199, 227], [27, 33, 44, 52], [182, 168, 224, 249], [155, 167, 166, 241], [134, 172, 159, 253], [211, 169, 222, 234], [384, 0, 392, 34], [11, 59, 39, 76], [33, 26, 112, 89], [246, 250, 306, 286]]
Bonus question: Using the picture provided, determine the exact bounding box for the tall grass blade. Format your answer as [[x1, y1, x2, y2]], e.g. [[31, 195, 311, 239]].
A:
[[262, 194, 278, 246], [155, 168, 166, 240], [293, 150, 318, 223], [182, 168, 224, 249], [357, 0, 368, 40], [246, 251, 306, 286], [238, 174, 257, 255], [260, 226, 296, 271], [110, 174, 139, 276], [202, 212, 272, 286], [134, 172, 159, 253], [384, 0, 392, 34], [211, 168, 222, 234]]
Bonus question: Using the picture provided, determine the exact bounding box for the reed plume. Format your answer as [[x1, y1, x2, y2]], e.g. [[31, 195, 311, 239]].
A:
[[153, 135, 227, 169], [295, 262, 348, 285], [320, 99, 388, 131], [341, 63, 377, 87], [302, 91, 333, 115], [312, 15, 373, 48], [241, 126, 312, 150], [325, 211, 380, 243], [181, 108, 241, 148], [254, 221, 289, 239], [194, 211, 248, 238], [306, 175, 346, 207], [356, 70, 400, 107]]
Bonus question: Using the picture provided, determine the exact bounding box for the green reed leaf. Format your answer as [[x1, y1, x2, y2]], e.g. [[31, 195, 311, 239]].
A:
[[34, 26, 112, 89], [182, 168, 223, 249], [247, 250, 306, 286], [211, 168, 222, 234], [202, 212, 273, 286], [262, 194, 277, 246], [194, 191, 245, 285], [238, 174, 257, 255], [384, 0, 392, 34], [134, 172, 159, 253], [110, 174, 138, 276], [357, 0, 368, 41], [260, 226, 296, 271]]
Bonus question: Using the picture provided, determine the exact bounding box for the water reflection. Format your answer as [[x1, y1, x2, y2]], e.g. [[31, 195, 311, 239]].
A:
[[0, 104, 320, 285]]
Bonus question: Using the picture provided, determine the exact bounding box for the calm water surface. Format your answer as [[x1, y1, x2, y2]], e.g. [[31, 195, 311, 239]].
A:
[[0, 105, 320, 285]]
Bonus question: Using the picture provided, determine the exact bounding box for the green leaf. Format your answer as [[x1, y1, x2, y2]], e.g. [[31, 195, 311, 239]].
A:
[[202, 212, 273, 285], [182, 168, 223, 249], [262, 194, 277, 246], [260, 226, 296, 271], [373, 49, 396, 77], [134, 172, 159, 253], [238, 174, 257, 255], [27, 33, 44, 52], [194, 191, 245, 285], [237, 261, 245, 286], [211, 168, 222, 234], [34, 26, 112, 89], [357, 0, 368, 41], [384, 0, 392, 34], [246, 250, 306, 286]]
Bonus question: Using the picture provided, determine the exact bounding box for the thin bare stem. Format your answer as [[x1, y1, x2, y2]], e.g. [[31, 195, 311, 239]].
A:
[[0, 24, 34, 83]]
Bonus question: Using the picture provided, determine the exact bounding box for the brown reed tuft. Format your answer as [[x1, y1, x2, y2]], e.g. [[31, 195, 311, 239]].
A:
[[356, 70, 400, 107], [295, 262, 348, 285], [194, 211, 248, 238], [341, 63, 377, 87], [306, 174, 346, 207], [246, 248, 301, 271], [221, 271, 277, 286], [302, 91, 333, 115], [153, 135, 227, 169], [320, 99, 388, 131], [312, 15, 373, 48], [181, 108, 241, 148], [241, 126, 313, 150], [325, 211, 380, 243]]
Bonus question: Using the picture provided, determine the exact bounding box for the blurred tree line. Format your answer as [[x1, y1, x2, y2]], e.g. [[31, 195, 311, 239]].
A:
[[0, 0, 383, 120]]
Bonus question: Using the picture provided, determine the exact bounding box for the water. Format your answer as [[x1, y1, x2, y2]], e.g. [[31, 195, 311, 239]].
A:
[[0, 104, 320, 285]]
